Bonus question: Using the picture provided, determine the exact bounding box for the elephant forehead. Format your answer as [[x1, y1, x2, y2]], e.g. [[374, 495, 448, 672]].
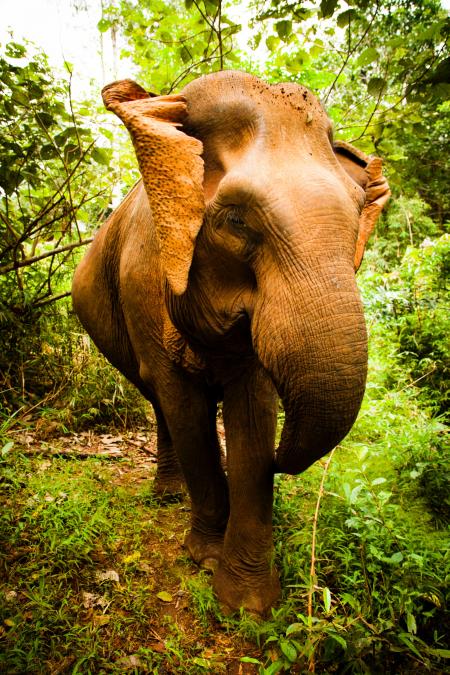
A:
[[184, 98, 259, 150], [182, 70, 328, 141]]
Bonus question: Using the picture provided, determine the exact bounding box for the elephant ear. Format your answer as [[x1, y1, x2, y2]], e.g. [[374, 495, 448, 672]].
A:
[[102, 79, 205, 295], [334, 140, 391, 271]]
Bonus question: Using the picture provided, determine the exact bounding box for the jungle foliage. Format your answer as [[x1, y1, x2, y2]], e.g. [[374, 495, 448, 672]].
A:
[[0, 0, 449, 672]]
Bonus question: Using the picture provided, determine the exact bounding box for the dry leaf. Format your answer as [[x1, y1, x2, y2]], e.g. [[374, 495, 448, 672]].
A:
[[4, 590, 17, 602], [93, 614, 110, 627], [115, 654, 145, 670], [95, 569, 120, 583], [81, 591, 108, 609], [150, 641, 166, 653]]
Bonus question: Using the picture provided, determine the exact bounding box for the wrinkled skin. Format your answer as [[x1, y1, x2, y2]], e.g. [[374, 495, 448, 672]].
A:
[[72, 71, 390, 614]]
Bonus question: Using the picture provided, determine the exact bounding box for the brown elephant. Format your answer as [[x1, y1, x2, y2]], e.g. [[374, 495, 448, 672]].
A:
[[72, 70, 390, 614]]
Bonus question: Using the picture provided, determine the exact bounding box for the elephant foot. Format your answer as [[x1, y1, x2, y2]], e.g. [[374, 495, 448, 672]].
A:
[[153, 474, 186, 503], [213, 563, 281, 616], [184, 529, 224, 572]]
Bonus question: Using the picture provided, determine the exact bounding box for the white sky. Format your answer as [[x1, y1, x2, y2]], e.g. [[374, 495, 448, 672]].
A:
[[0, 0, 130, 97]]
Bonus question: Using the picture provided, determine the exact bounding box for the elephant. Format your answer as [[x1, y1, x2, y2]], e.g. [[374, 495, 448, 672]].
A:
[[72, 70, 390, 614]]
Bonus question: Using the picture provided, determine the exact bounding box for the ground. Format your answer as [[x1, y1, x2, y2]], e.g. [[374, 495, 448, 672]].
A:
[[0, 425, 268, 674], [1, 415, 448, 674]]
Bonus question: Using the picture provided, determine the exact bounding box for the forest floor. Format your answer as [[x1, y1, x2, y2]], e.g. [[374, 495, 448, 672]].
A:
[[1, 414, 448, 674], [0, 425, 266, 674]]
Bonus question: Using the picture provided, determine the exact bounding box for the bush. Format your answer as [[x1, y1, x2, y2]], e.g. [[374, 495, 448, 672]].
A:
[[361, 233, 450, 415]]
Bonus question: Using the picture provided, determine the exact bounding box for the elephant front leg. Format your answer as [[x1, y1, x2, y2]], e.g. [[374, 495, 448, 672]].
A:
[[213, 366, 280, 614], [158, 379, 230, 570]]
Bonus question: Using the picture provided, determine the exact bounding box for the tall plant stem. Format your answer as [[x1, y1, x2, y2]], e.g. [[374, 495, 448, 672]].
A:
[[307, 448, 335, 672]]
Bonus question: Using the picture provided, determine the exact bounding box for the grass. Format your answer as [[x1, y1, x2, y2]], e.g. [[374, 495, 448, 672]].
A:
[[0, 441, 260, 673], [1, 325, 449, 673]]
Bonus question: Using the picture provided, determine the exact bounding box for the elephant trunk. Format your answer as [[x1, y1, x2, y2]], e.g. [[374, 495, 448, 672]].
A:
[[253, 266, 368, 475]]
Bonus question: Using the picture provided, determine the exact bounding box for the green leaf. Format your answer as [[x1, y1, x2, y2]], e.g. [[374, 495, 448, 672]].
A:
[[337, 9, 357, 28], [4, 100, 15, 116], [320, 0, 339, 19], [11, 89, 29, 106], [156, 591, 173, 602], [428, 648, 450, 659], [310, 43, 324, 58], [40, 144, 59, 160], [341, 593, 360, 611], [357, 47, 379, 67], [251, 32, 262, 49], [275, 20, 292, 42], [1, 441, 14, 457], [224, 23, 241, 38], [54, 127, 79, 146], [406, 612, 417, 635], [100, 127, 114, 142], [179, 45, 191, 64], [97, 18, 112, 33], [0, 169, 17, 194], [417, 20, 447, 42], [64, 143, 81, 163], [28, 83, 44, 100], [323, 586, 332, 612], [91, 147, 112, 166], [387, 36, 404, 48], [350, 484, 362, 504], [204, 0, 220, 11], [5, 41, 26, 58], [240, 656, 261, 664], [192, 657, 211, 668], [264, 659, 285, 675], [425, 57, 450, 85], [328, 632, 347, 650], [371, 476, 387, 486], [398, 633, 423, 660], [368, 77, 387, 97], [389, 551, 403, 564], [35, 112, 54, 129], [280, 639, 297, 662], [284, 50, 309, 73], [266, 35, 279, 52]]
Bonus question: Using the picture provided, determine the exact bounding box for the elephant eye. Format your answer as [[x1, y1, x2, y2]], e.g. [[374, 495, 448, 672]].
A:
[[225, 210, 248, 232], [219, 206, 262, 251]]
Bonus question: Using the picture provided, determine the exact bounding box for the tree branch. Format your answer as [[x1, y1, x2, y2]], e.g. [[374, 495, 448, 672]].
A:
[[33, 291, 73, 308], [324, 1, 380, 104], [0, 238, 93, 275]]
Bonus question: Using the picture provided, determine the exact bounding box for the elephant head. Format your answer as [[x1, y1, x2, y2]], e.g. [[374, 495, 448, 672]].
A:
[[103, 71, 390, 474]]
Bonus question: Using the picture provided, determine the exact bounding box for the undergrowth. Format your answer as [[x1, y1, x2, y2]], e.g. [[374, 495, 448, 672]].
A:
[[0, 304, 148, 432], [0, 448, 194, 673]]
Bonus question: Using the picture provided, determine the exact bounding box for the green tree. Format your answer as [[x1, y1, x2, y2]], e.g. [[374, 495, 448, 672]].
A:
[[0, 40, 114, 405], [99, 0, 243, 92]]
